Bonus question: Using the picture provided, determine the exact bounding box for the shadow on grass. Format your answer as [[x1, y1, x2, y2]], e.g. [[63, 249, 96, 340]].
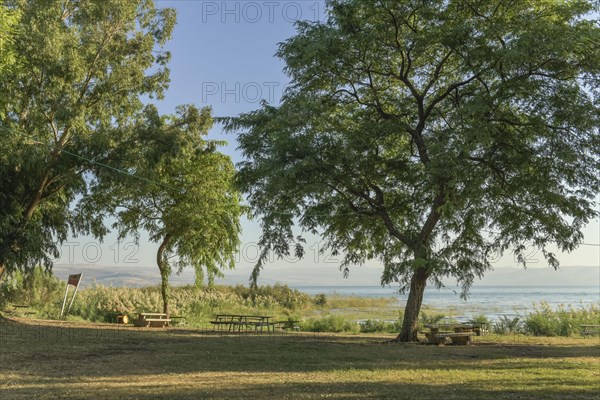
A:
[[0, 318, 599, 400], [1, 374, 598, 400]]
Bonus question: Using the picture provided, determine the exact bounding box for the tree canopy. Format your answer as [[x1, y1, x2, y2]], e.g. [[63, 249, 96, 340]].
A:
[[226, 0, 600, 341], [0, 0, 176, 274], [0, 5, 20, 78], [89, 105, 244, 316]]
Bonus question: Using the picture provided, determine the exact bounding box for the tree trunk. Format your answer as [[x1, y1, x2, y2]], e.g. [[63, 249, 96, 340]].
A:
[[160, 270, 169, 317], [0, 264, 6, 320], [156, 235, 171, 318], [396, 267, 429, 342]]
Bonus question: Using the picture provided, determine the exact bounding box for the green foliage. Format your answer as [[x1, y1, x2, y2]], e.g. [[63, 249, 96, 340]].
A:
[[321, 295, 394, 309], [468, 314, 492, 334], [468, 314, 492, 327], [225, 0, 600, 341], [229, 284, 310, 310], [0, 5, 20, 80], [419, 312, 446, 326], [314, 293, 327, 307], [359, 319, 402, 334], [493, 315, 523, 334], [302, 315, 359, 333], [86, 103, 244, 315], [0, 266, 65, 318], [523, 302, 600, 337], [0, 0, 177, 275], [66, 284, 310, 323]]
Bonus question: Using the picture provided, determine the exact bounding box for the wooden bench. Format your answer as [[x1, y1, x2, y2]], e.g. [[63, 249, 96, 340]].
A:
[[3, 305, 36, 316], [210, 315, 243, 331], [133, 312, 171, 328], [431, 332, 474, 345], [424, 324, 476, 345], [274, 320, 300, 331], [210, 314, 274, 332], [581, 325, 600, 336]]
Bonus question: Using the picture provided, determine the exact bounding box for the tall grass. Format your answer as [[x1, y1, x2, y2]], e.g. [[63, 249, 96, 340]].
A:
[[323, 295, 396, 309], [302, 315, 360, 333], [522, 302, 600, 337], [0, 267, 65, 318], [493, 315, 523, 334], [68, 283, 313, 324], [3, 270, 598, 337]]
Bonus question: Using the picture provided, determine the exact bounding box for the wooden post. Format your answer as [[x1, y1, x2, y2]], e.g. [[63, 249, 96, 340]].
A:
[[60, 285, 70, 318]]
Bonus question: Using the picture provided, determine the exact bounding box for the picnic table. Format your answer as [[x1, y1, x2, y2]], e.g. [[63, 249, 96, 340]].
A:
[[3, 305, 35, 316], [210, 314, 275, 333], [274, 320, 301, 331], [133, 312, 171, 328], [581, 324, 600, 336], [423, 324, 476, 345]]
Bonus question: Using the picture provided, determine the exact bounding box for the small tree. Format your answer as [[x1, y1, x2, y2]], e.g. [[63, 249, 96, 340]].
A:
[[0, 0, 176, 278], [93, 105, 244, 316], [226, 0, 599, 342]]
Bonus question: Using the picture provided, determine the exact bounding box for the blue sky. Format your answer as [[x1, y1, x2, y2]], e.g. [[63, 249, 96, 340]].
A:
[[56, 1, 600, 286]]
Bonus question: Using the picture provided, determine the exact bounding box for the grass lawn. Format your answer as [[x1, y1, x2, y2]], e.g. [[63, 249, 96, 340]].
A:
[[1, 317, 599, 399]]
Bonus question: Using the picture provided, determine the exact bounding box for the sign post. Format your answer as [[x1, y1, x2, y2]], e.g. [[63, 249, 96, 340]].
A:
[[60, 273, 82, 319]]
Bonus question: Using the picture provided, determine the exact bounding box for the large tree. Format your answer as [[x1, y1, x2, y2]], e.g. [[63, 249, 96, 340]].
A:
[[0, 5, 20, 77], [0, 0, 175, 278], [225, 0, 600, 342], [89, 105, 244, 317]]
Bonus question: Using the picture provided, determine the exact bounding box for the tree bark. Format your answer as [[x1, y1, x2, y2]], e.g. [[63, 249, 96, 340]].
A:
[[0, 264, 6, 320], [396, 267, 429, 342], [156, 235, 171, 318]]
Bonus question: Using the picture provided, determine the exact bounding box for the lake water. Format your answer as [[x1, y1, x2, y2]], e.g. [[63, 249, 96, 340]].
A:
[[292, 285, 600, 322]]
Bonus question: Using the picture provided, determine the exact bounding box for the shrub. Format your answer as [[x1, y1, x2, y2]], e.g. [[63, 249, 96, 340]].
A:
[[302, 315, 359, 333], [468, 314, 491, 334], [468, 314, 492, 327], [493, 315, 522, 334], [229, 284, 311, 310], [523, 302, 600, 337], [418, 312, 446, 331], [314, 293, 327, 307], [0, 267, 65, 318], [359, 319, 402, 333], [66, 283, 313, 324]]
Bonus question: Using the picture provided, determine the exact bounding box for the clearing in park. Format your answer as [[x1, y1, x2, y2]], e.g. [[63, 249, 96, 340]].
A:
[[0, 317, 599, 400]]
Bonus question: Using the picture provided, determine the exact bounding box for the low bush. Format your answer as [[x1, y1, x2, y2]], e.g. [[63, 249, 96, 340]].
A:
[[323, 295, 394, 309], [493, 315, 523, 334], [0, 267, 65, 318], [523, 302, 600, 337], [418, 311, 447, 331], [228, 284, 311, 310], [359, 319, 402, 333], [69, 284, 311, 323], [468, 314, 492, 334], [302, 315, 359, 333], [314, 293, 327, 307]]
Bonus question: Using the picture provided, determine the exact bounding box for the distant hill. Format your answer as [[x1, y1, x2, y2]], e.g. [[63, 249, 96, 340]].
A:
[[51, 263, 600, 288], [52, 264, 197, 288]]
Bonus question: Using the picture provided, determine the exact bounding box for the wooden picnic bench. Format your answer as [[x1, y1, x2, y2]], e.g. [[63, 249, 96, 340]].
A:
[[424, 324, 476, 345], [2, 305, 35, 316], [133, 312, 171, 328], [274, 320, 301, 331], [580, 324, 600, 336], [210, 314, 275, 333]]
